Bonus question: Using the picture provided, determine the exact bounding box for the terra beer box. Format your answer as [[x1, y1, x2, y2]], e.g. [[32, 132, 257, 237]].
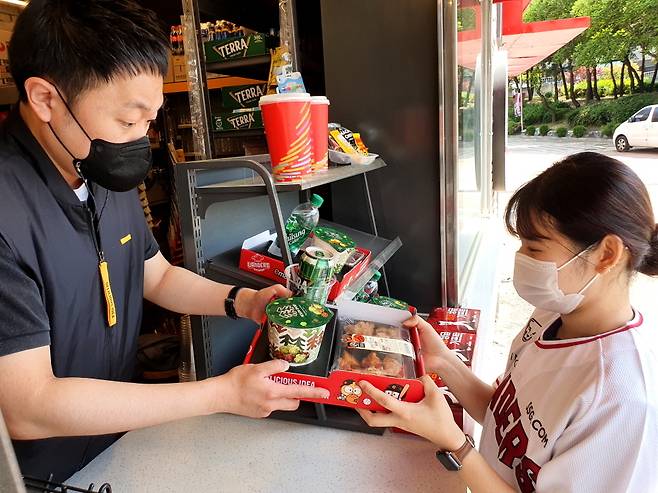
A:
[[244, 299, 426, 412], [239, 231, 371, 301], [204, 33, 267, 64]]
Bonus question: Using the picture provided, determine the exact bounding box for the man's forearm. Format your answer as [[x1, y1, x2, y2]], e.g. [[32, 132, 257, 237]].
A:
[[435, 350, 495, 424], [144, 264, 253, 318], [11, 377, 218, 440]]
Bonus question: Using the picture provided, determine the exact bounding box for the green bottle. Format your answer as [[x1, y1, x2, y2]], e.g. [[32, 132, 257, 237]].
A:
[[279, 194, 324, 256]]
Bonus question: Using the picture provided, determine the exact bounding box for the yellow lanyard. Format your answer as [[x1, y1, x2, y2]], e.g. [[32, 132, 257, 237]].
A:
[[86, 197, 117, 328]]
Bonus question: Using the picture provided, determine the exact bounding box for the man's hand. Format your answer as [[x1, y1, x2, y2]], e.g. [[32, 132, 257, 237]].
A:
[[236, 285, 291, 324], [213, 359, 329, 418]]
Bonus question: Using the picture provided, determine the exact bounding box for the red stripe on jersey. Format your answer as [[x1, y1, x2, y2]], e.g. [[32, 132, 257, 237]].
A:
[[534, 312, 643, 349]]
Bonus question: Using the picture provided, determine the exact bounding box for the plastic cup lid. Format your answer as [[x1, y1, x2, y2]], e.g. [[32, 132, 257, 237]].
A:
[[259, 93, 311, 106], [311, 96, 330, 105]]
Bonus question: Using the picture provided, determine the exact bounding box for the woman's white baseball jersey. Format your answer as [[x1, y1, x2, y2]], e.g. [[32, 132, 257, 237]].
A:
[[479, 309, 658, 493]]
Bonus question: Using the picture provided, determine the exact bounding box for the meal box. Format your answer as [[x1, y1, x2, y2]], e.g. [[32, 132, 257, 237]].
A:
[[244, 299, 425, 412]]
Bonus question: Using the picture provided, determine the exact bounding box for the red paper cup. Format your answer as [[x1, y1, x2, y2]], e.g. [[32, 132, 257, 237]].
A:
[[260, 93, 313, 182], [310, 96, 330, 172]]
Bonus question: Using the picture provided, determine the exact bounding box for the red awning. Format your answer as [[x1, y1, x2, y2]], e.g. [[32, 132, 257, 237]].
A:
[[457, 0, 590, 77]]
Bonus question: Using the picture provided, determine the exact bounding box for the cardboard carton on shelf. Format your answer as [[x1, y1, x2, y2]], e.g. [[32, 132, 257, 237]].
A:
[[239, 230, 371, 302], [245, 299, 426, 412], [426, 306, 481, 431], [221, 83, 267, 110], [204, 33, 268, 64], [211, 109, 263, 132]]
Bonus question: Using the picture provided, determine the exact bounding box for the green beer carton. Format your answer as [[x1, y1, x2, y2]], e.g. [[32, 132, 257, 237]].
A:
[[221, 83, 267, 109], [211, 109, 264, 132], [204, 33, 267, 64]]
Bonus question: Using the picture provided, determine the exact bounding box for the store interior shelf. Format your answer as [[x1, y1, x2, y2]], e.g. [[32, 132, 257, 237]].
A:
[[206, 54, 271, 73], [0, 85, 18, 106], [211, 128, 265, 138], [205, 220, 401, 292], [195, 157, 386, 214], [164, 76, 265, 94]]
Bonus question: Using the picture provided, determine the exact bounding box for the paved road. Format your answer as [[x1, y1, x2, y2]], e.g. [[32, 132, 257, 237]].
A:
[[505, 135, 658, 193], [486, 136, 658, 379]]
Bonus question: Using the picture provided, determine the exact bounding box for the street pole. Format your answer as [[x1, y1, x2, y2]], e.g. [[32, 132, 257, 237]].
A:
[[520, 89, 524, 132]]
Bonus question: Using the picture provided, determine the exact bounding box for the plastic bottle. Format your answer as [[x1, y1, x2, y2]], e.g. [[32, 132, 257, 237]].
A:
[[272, 194, 324, 257], [356, 271, 382, 302]]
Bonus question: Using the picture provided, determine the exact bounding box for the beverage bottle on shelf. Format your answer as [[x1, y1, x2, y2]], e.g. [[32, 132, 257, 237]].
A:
[[170, 25, 177, 53], [269, 194, 324, 257], [355, 271, 382, 302]]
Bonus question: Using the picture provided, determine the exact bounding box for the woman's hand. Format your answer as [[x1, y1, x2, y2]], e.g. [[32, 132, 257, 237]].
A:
[[403, 315, 451, 373], [356, 375, 466, 451]]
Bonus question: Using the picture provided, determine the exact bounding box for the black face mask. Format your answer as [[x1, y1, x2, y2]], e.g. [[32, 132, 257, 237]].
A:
[[48, 87, 152, 192]]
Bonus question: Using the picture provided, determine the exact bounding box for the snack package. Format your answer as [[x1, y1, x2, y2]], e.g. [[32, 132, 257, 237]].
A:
[[327, 124, 369, 156], [332, 318, 417, 379], [276, 71, 306, 94]]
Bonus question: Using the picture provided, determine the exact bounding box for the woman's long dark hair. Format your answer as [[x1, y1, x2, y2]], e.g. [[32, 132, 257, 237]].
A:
[[505, 152, 658, 276]]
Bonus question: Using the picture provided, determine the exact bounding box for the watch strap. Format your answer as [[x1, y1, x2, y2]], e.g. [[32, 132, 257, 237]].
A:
[[225, 286, 243, 320], [452, 434, 475, 463], [435, 434, 474, 471]]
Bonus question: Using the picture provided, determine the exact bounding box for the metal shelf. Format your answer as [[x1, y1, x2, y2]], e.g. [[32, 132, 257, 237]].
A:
[[195, 156, 387, 214], [0, 85, 18, 106], [206, 54, 271, 73], [205, 220, 401, 292], [164, 76, 265, 94], [211, 128, 265, 138]]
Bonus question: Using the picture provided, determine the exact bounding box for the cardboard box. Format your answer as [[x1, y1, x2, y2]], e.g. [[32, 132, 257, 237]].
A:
[[204, 33, 267, 64], [426, 307, 480, 431], [239, 230, 371, 301], [0, 28, 12, 87], [245, 299, 426, 412], [164, 57, 175, 84], [429, 306, 480, 333], [173, 67, 186, 83], [211, 109, 263, 132], [221, 83, 267, 109]]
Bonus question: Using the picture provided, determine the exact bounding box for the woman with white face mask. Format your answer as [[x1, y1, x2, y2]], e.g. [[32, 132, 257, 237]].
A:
[[356, 152, 658, 493]]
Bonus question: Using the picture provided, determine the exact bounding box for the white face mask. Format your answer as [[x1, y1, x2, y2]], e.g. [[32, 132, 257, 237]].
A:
[[513, 247, 600, 314]]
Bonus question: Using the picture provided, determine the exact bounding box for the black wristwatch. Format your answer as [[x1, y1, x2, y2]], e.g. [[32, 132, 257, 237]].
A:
[[225, 286, 244, 320], [435, 434, 475, 471]]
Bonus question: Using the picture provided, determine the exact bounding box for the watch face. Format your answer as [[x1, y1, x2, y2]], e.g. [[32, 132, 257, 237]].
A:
[[436, 451, 462, 471]]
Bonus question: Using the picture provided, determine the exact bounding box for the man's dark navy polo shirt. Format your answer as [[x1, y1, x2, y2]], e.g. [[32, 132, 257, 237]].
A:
[[0, 109, 159, 481]]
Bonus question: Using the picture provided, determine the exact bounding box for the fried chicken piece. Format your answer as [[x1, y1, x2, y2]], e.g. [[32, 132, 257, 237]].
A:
[[382, 356, 404, 378], [362, 352, 383, 370], [346, 320, 376, 336], [374, 325, 402, 339], [339, 351, 361, 371]]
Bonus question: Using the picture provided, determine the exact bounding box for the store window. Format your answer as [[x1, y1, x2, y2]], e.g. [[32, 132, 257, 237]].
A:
[[456, 1, 490, 299]]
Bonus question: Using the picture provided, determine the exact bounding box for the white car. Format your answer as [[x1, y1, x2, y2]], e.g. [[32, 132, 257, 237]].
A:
[[613, 104, 658, 152]]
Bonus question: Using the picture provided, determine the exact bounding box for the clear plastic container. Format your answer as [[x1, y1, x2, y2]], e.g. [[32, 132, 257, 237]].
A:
[[332, 317, 416, 379]]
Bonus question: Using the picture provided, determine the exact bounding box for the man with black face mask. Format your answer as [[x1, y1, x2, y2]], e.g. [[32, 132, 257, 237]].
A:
[[0, 0, 328, 482]]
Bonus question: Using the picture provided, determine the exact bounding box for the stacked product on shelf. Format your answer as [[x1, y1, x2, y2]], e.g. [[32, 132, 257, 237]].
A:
[[0, 19, 14, 88], [426, 307, 481, 430]]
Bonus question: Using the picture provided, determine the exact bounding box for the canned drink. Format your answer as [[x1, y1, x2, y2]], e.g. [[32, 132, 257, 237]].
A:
[[300, 247, 335, 285]]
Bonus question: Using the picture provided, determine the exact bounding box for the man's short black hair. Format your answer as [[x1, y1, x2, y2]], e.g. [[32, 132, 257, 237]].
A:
[[9, 0, 169, 104]]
